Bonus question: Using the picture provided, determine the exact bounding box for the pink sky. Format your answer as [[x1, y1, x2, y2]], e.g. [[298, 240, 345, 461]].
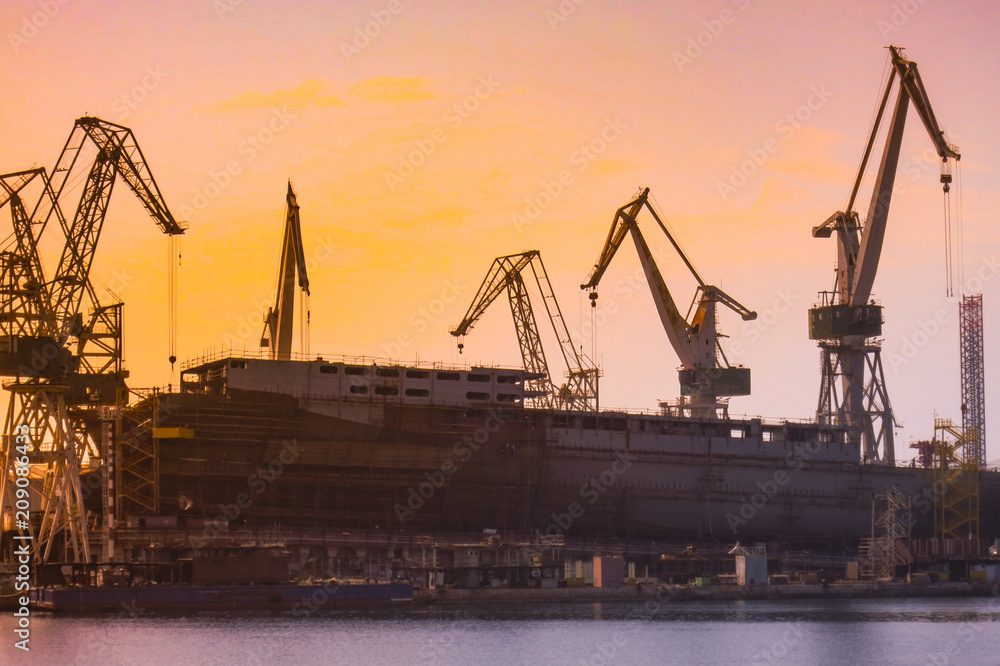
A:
[[2, 0, 999, 461]]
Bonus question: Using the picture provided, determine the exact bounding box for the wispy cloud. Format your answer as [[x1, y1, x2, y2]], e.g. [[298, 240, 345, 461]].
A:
[[210, 79, 347, 113], [349, 77, 437, 103], [209, 76, 439, 114], [592, 158, 635, 176]]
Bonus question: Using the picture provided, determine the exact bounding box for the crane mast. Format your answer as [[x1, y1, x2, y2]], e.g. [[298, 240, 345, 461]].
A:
[[262, 182, 310, 361], [451, 250, 599, 411], [0, 117, 183, 565], [582, 188, 756, 419], [810, 46, 960, 464]]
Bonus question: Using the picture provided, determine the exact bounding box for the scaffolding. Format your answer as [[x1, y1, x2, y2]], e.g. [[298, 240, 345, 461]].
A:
[[859, 486, 911, 580], [934, 418, 979, 540]]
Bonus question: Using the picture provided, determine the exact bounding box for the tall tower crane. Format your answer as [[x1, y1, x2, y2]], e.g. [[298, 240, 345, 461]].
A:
[[451, 250, 599, 411], [261, 182, 310, 361], [0, 117, 184, 565], [810, 46, 959, 464], [582, 188, 756, 419]]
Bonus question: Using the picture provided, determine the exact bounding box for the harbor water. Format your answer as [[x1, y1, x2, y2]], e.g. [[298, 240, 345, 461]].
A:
[[3, 596, 999, 665]]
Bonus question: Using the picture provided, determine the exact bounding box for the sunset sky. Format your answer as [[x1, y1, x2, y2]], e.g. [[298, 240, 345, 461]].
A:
[[2, 0, 999, 462]]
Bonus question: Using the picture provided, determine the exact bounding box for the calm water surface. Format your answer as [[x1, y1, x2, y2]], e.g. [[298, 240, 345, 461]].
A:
[[3, 597, 999, 665]]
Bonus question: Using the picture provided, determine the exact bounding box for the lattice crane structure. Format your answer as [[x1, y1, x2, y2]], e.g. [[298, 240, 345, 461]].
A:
[[0, 117, 184, 565], [451, 251, 599, 411]]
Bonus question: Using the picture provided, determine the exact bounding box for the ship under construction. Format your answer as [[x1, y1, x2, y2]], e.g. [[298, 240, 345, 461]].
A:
[[0, 46, 996, 579]]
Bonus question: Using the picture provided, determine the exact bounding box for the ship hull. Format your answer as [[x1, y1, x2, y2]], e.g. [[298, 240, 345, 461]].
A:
[[130, 382, 1000, 546]]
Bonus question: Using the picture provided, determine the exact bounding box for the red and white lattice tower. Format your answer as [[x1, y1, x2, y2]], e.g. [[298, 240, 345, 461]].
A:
[[959, 294, 985, 467]]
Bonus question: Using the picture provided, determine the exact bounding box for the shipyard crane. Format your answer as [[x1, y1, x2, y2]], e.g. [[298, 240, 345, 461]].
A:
[[260, 182, 310, 361], [0, 117, 184, 565], [810, 46, 960, 464], [582, 188, 756, 419], [451, 250, 599, 410], [0, 169, 62, 348]]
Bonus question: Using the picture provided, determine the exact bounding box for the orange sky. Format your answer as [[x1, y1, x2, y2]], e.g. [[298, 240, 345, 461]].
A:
[[2, 0, 999, 462]]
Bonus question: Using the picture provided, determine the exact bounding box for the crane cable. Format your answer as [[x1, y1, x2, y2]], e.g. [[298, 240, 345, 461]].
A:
[[848, 52, 894, 214], [957, 159, 965, 294], [943, 160, 953, 298], [942, 156, 964, 299], [168, 235, 180, 372], [300, 288, 310, 359]]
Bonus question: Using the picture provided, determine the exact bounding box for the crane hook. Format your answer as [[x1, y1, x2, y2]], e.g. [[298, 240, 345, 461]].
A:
[[941, 158, 952, 193]]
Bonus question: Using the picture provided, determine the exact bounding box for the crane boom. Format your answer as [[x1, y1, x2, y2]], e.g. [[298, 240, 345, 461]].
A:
[[849, 47, 960, 306], [42, 118, 185, 343], [813, 46, 960, 308], [264, 182, 311, 360], [451, 253, 535, 338]]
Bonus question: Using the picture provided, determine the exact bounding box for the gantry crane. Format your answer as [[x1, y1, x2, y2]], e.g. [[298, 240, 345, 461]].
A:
[[261, 182, 310, 361], [810, 46, 959, 464], [0, 117, 184, 565], [451, 250, 599, 410], [582, 188, 756, 419]]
